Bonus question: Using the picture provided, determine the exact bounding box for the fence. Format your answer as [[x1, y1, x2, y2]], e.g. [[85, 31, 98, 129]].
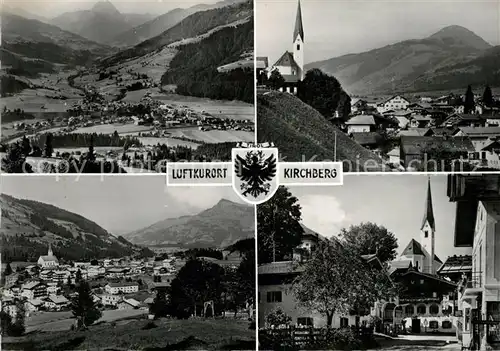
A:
[[259, 326, 374, 348]]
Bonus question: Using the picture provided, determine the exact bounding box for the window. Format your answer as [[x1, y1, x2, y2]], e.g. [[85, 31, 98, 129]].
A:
[[297, 44, 300, 51], [424, 230, 428, 238], [417, 305, 426, 315], [442, 321, 452, 329], [432, 292, 437, 298], [340, 317, 349, 328], [267, 291, 282, 303], [420, 279, 424, 285], [297, 317, 313, 327], [430, 304, 439, 315], [429, 321, 439, 329], [405, 305, 414, 315]]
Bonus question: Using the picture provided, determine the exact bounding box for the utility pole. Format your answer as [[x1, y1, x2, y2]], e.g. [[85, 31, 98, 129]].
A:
[[272, 204, 277, 262], [334, 131, 337, 162]]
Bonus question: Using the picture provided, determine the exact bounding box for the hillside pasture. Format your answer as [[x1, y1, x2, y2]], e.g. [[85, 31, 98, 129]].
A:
[[4, 317, 255, 350], [137, 137, 200, 148]]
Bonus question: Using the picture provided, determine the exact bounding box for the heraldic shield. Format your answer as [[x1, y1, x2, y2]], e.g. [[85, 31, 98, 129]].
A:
[[232, 147, 279, 205]]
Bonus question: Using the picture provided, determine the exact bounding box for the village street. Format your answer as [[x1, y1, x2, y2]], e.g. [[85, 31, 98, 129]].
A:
[[376, 333, 461, 350]]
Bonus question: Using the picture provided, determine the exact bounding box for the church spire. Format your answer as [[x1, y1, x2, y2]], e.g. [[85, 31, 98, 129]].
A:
[[48, 243, 53, 256], [293, 0, 304, 42], [421, 177, 435, 231]]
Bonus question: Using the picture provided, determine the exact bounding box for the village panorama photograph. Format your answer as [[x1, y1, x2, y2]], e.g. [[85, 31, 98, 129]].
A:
[[257, 175, 500, 350], [0, 0, 254, 174], [256, 0, 500, 172], [0, 175, 256, 350]]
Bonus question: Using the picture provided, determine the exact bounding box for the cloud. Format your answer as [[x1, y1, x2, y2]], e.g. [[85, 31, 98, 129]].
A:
[[299, 194, 347, 238]]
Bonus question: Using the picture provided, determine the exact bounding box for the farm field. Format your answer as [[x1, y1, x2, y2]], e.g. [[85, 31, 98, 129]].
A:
[[170, 128, 253, 143], [137, 137, 200, 148], [71, 123, 153, 134], [3, 317, 255, 350]]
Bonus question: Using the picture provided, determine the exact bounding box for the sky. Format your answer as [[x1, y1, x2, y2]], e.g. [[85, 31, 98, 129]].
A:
[[290, 174, 471, 260], [257, 0, 500, 65], [4, 0, 223, 18], [1, 175, 244, 235]]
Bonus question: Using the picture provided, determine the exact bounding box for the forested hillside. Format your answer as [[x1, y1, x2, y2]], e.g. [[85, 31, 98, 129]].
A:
[[161, 20, 253, 103]]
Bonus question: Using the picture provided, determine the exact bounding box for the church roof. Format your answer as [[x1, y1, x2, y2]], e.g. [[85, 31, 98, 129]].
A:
[[39, 255, 59, 262], [293, 0, 304, 42], [421, 178, 436, 231], [273, 51, 300, 71], [401, 239, 425, 256]]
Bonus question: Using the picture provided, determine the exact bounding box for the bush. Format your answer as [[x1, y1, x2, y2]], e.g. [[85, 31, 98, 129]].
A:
[[142, 321, 157, 330]]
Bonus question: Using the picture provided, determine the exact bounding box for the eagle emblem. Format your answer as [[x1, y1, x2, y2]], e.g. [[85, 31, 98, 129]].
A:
[[232, 148, 279, 204]]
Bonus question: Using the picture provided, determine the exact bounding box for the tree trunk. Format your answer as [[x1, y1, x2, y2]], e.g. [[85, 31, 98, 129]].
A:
[[327, 313, 333, 328]]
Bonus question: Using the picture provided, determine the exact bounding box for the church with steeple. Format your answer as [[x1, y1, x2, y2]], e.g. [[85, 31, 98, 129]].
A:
[[391, 178, 443, 275], [37, 244, 59, 268], [267, 0, 305, 94]]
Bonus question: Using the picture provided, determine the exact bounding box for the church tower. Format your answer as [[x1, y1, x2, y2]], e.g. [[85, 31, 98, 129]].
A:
[[48, 243, 53, 257], [293, 0, 304, 80], [420, 178, 436, 274]]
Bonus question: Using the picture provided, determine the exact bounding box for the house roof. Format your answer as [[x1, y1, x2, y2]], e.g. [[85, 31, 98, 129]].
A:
[[22, 281, 44, 290], [256, 56, 269, 69], [458, 127, 500, 137], [47, 294, 69, 304], [293, 0, 304, 41], [442, 113, 486, 126], [107, 282, 138, 288], [399, 128, 431, 137], [351, 132, 383, 146], [122, 298, 140, 307], [430, 127, 459, 137], [401, 269, 457, 287], [273, 51, 300, 71], [401, 239, 425, 256], [345, 115, 376, 125], [437, 255, 472, 275], [400, 136, 475, 155], [39, 255, 58, 262], [388, 147, 400, 157], [481, 139, 500, 151], [381, 95, 410, 105]]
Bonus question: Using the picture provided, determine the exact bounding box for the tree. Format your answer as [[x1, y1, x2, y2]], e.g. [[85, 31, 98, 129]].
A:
[[267, 70, 285, 90], [340, 223, 398, 264], [1, 142, 33, 173], [67, 275, 72, 286], [464, 85, 475, 114], [10, 300, 26, 336], [257, 186, 304, 263], [336, 92, 352, 121], [4, 262, 13, 276], [75, 269, 82, 283], [168, 259, 225, 318], [150, 289, 169, 319], [265, 308, 292, 327], [70, 281, 102, 329], [43, 133, 54, 158], [292, 240, 395, 327], [21, 136, 31, 156], [87, 135, 95, 161], [297, 68, 350, 119], [483, 85, 494, 107]]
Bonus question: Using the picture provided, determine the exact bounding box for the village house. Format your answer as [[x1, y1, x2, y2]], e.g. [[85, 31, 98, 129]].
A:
[[377, 95, 411, 114], [44, 294, 69, 311], [25, 299, 44, 313], [117, 298, 141, 310], [409, 115, 434, 128], [99, 294, 122, 307], [259, 228, 382, 328], [351, 132, 383, 151], [1, 298, 18, 319], [105, 282, 139, 295], [399, 136, 475, 170], [447, 175, 500, 350], [345, 114, 376, 134], [485, 115, 500, 127], [442, 114, 487, 128], [21, 281, 47, 300]]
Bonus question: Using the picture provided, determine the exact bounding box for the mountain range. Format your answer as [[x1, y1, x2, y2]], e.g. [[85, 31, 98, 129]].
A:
[[307, 25, 500, 95], [108, 0, 249, 47], [0, 194, 152, 262], [123, 199, 255, 248]]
